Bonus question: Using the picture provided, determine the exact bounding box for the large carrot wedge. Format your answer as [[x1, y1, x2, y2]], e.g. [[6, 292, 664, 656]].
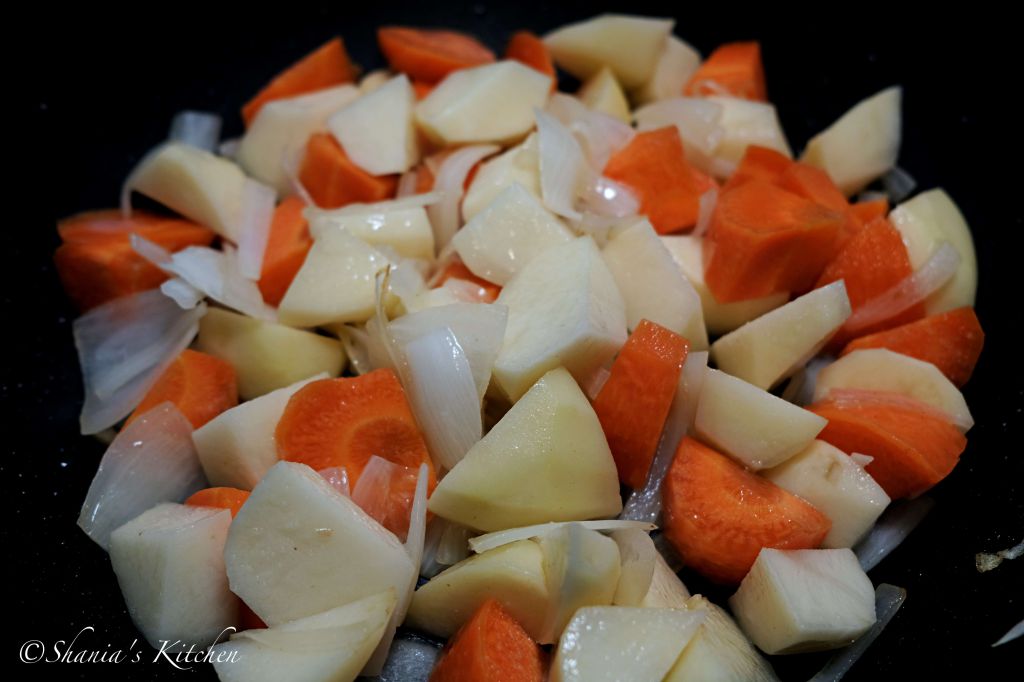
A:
[[663, 437, 831, 584], [430, 599, 545, 682], [241, 38, 357, 127], [258, 196, 312, 306], [299, 133, 397, 209], [185, 487, 250, 518], [275, 369, 436, 490], [779, 162, 862, 242], [592, 320, 689, 489], [378, 27, 495, 84], [721, 145, 793, 191], [685, 41, 766, 101], [505, 31, 556, 83], [126, 349, 238, 429], [604, 127, 717, 234], [704, 180, 845, 302], [841, 307, 984, 388], [54, 210, 215, 311], [808, 389, 967, 499]]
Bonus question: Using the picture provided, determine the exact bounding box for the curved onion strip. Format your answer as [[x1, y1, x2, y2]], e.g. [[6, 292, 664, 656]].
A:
[[545, 93, 635, 170], [854, 497, 935, 572], [634, 97, 725, 155], [306, 191, 442, 223], [843, 242, 960, 336], [849, 453, 875, 468], [781, 355, 834, 406], [396, 169, 420, 198], [469, 520, 656, 554], [693, 187, 719, 237], [435, 522, 474, 566], [317, 466, 350, 496], [536, 108, 589, 221], [993, 619, 1024, 648], [883, 166, 917, 204], [77, 402, 205, 550], [808, 584, 907, 682], [235, 178, 276, 280], [578, 176, 640, 218], [621, 351, 709, 523], [427, 146, 499, 249], [581, 365, 612, 401], [168, 111, 222, 152], [976, 539, 1024, 573], [75, 290, 206, 434], [159, 277, 204, 309], [281, 142, 316, 206]]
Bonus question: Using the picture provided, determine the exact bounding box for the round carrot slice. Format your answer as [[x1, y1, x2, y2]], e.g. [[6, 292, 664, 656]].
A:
[[126, 349, 238, 429]]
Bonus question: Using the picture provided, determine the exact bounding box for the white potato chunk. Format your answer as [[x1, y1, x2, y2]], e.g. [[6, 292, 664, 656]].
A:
[[308, 203, 435, 260], [462, 133, 541, 221], [708, 96, 792, 170], [428, 367, 623, 531], [630, 36, 702, 106], [578, 66, 631, 122], [711, 280, 851, 390], [729, 548, 876, 654], [109, 504, 237, 651], [544, 14, 674, 88], [640, 552, 691, 608], [328, 74, 419, 175]]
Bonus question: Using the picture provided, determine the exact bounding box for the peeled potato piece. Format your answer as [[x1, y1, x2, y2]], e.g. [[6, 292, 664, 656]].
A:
[[544, 14, 674, 88]]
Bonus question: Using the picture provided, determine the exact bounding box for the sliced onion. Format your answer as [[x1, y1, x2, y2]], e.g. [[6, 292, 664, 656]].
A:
[[427, 146, 499, 249], [536, 108, 589, 221], [693, 187, 719, 238], [401, 326, 482, 471], [159, 277, 204, 309], [235, 178, 276, 280], [569, 212, 630, 248], [545, 93, 635, 170], [435, 522, 474, 566], [843, 242, 960, 337], [634, 97, 726, 156], [318, 466, 350, 496], [883, 166, 917, 204], [976, 539, 1024, 573], [578, 176, 640, 218], [850, 453, 875, 468], [75, 290, 206, 434], [168, 111, 222, 153], [854, 496, 935, 572], [993, 619, 1024, 648], [469, 520, 656, 554], [581, 365, 612, 401], [281, 143, 315, 207], [305, 191, 442, 224], [396, 169, 420, 198], [351, 456, 419, 542], [621, 351, 708, 523], [77, 402, 206, 550], [808, 584, 907, 682], [781, 355, 834, 406]]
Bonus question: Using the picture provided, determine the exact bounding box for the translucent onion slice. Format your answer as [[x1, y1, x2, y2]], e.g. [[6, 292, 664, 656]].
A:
[[634, 97, 726, 156], [536, 108, 589, 221], [580, 365, 612, 401], [621, 351, 709, 523], [469, 520, 656, 554], [168, 110, 222, 152], [396, 169, 420, 198], [545, 93, 635, 170], [159, 277, 204, 309], [317, 466, 350, 496], [77, 402, 206, 550], [427, 146, 499, 249], [693, 186, 719, 238], [401, 327, 482, 471], [842, 242, 960, 337], [781, 355, 834, 406], [75, 289, 207, 434], [975, 539, 1024, 573], [435, 522, 474, 566], [854, 496, 935, 572], [235, 178, 276, 280], [849, 453, 875, 468], [808, 584, 907, 682], [304, 191, 442, 224], [883, 166, 917, 204], [351, 456, 419, 542], [578, 176, 640, 218], [993, 619, 1024, 648]]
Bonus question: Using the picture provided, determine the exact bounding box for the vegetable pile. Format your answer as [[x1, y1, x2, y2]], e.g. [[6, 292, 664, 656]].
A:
[[60, 13, 987, 682]]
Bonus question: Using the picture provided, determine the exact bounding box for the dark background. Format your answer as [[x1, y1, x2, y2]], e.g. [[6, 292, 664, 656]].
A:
[[6, 1, 1022, 679]]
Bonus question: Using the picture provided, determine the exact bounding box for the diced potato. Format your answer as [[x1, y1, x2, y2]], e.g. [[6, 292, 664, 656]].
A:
[[109, 503, 238, 650], [801, 87, 901, 195], [602, 219, 708, 350], [665, 595, 779, 682], [493, 237, 626, 401], [610, 528, 657, 606], [462, 133, 541, 221], [224, 462, 414, 626], [211, 591, 396, 682], [551, 606, 705, 682], [729, 548, 876, 654], [196, 307, 344, 399], [277, 230, 391, 327], [428, 368, 623, 531], [694, 369, 827, 470], [453, 183, 573, 285], [710, 281, 851, 390], [661, 235, 786, 335], [765, 441, 890, 548], [359, 69, 393, 94], [416, 61, 552, 146], [630, 36, 702, 106], [708, 96, 792, 170], [192, 374, 325, 490], [327, 74, 419, 175], [236, 85, 360, 195], [640, 552, 691, 608], [309, 203, 435, 260], [406, 540, 550, 641], [544, 14, 674, 88], [889, 189, 977, 314], [814, 348, 973, 431], [578, 66, 631, 123]]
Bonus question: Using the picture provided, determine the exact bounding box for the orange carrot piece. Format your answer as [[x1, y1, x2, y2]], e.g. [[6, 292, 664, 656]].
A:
[[704, 180, 846, 302], [505, 31, 556, 83], [185, 487, 250, 518], [412, 79, 436, 100], [351, 458, 421, 541], [592, 320, 689, 489], [663, 437, 831, 584], [54, 211, 215, 311], [378, 27, 495, 84], [299, 133, 397, 209], [429, 599, 545, 682], [241, 38, 357, 127], [808, 390, 967, 499], [779, 162, 862, 242], [604, 127, 718, 234], [850, 197, 890, 226], [275, 369, 436, 490], [258, 196, 312, 306], [685, 41, 767, 101], [434, 260, 501, 302], [840, 307, 984, 387], [722, 145, 793, 191], [126, 350, 238, 429]]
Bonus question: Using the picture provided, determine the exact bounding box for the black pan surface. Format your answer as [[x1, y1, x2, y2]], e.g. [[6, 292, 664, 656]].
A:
[[7, 1, 1022, 679]]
